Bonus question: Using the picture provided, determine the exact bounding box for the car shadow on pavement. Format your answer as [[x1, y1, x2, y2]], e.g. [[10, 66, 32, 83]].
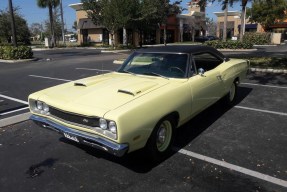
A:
[[174, 86, 252, 150], [60, 86, 252, 173]]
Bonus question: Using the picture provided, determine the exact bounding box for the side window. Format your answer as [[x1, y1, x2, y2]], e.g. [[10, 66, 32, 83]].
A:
[[193, 52, 223, 72]]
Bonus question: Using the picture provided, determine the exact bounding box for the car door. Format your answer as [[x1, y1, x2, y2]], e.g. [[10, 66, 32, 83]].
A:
[[188, 52, 225, 114]]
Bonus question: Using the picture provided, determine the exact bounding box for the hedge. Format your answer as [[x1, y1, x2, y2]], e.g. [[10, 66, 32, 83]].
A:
[[243, 32, 271, 45], [0, 46, 33, 60], [204, 40, 253, 49]]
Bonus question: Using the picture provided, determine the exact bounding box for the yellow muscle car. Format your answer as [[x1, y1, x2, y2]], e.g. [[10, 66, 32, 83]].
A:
[[29, 45, 249, 161]]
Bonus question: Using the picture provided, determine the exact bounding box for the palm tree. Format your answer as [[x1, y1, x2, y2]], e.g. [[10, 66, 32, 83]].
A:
[[239, 0, 250, 42], [36, 0, 60, 48]]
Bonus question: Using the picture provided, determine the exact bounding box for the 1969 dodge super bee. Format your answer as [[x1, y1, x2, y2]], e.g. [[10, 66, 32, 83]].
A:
[[29, 45, 249, 160]]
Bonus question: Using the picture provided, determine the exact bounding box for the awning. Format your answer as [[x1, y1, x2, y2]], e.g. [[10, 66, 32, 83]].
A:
[[238, 24, 258, 29], [77, 18, 104, 29], [270, 22, 287, 28]]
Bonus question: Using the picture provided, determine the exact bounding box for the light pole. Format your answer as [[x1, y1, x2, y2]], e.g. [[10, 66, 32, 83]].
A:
[[8, 0, 17, 47]]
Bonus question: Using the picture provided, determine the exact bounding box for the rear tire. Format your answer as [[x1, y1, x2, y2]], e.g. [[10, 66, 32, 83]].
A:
[[145, 116, 175, 162]]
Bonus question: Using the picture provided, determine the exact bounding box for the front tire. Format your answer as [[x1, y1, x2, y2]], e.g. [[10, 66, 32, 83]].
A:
[[145, 116, 175, 162]]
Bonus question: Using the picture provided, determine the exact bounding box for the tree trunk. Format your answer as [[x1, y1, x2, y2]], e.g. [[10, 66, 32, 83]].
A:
[[200, 0, 206, 36], [240, 0, 248, 42], [139, 30, 143, 48], [8, 0, 17, 47], [48, 5, 55, 48], [111, 31, 115, 49], [223, 1, 228, 42], [164, 24, 167, 46], [123, 27, 127, 46], [60, 0, 65, 45]]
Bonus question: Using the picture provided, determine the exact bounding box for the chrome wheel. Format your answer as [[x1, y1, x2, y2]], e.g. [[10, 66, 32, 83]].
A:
[[146, 116, 175, 161], [156, 120, 172, 152]]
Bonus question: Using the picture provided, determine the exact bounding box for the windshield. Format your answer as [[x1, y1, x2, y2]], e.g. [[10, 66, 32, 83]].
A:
[[118, 52, 189, 78]]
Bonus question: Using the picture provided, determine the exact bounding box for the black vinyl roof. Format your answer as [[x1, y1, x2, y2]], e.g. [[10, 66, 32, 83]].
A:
[[137, 45, 228, 60]]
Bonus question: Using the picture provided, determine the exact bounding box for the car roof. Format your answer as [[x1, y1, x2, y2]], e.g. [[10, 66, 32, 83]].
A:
[[136, 45, 227, 60]]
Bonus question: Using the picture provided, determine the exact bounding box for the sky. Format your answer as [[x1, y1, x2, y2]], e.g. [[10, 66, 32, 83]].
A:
[[0, 0, 250, 31]]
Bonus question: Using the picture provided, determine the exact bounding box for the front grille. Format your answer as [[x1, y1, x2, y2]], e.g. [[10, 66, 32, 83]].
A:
[[49, 107, 99, 127]]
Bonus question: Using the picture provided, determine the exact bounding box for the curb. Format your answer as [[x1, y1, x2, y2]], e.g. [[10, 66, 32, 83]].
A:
[[113, 60, 125, 64], [32, 47, 104, 51], [250, 68, 287, 74], [101, 49, 131, 53], [0, 112, 31, 128], [0, 58, 37, 63]]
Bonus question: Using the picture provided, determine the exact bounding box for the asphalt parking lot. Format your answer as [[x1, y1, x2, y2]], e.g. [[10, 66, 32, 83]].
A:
[[0, 49, 286, 192]]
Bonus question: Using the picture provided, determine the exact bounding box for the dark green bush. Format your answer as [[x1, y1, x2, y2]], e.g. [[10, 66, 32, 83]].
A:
[[243, 32, 271, 45], [0, 46, 33, 60], [205, 40, 253, 49]]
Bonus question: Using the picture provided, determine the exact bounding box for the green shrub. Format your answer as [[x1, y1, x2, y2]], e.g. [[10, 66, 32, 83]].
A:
[[204, 40, 253, 49], [243, 32, 271, 45], [0, 46, 33, 60]]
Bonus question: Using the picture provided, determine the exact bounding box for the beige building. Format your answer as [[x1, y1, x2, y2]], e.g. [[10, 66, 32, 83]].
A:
[[69, 2, 207, 46], [214, 11, 264, 39]]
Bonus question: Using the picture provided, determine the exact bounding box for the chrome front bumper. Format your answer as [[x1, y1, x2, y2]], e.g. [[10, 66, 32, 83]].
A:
[[30, 115, 129, 157]]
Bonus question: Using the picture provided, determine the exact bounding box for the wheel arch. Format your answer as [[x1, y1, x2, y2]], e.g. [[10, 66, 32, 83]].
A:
[[146, 111, 179, 144]]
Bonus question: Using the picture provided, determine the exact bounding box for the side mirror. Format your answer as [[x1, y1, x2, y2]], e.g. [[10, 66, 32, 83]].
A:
[[198, 68, 205, 76]]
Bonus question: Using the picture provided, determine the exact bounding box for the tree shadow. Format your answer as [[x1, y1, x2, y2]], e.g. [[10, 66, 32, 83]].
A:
[[60, 86, 252, 173], [247, 72, 287, 86], [26, 158, 58, 178]]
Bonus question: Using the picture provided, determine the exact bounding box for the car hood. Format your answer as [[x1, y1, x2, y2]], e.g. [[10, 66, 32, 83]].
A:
[[38, 72, 169, 116]]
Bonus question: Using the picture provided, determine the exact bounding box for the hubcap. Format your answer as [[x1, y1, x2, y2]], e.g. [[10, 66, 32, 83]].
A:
[[156, 120, 172, 152]]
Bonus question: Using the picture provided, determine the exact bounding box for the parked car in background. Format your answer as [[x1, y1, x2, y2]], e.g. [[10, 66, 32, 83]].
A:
[[28, 45, 249, 161], [69, 38, 77, 42], [195, 35, 219, 42]]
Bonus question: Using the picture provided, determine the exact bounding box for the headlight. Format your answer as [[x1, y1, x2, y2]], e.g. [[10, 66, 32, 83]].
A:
[[43, 103, 49, 112], [108, 121, 117, 134], [31, 100, 50, 115], [99, 118, 108, 129], [36, 101, 43, 110], [97, 118, 117, 139]]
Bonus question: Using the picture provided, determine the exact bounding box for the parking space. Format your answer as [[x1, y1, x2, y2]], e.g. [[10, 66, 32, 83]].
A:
[[0, 49, 286, 191]]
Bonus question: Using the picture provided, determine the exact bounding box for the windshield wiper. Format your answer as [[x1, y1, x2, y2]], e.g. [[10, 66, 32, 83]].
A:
[[143, 72, 169, 80]]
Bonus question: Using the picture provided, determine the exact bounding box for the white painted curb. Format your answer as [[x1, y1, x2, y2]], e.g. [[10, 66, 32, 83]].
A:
[[0, 112, 31, 128]]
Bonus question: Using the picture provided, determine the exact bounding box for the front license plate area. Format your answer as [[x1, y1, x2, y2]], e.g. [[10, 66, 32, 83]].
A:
[[63, 132, 79, 143]]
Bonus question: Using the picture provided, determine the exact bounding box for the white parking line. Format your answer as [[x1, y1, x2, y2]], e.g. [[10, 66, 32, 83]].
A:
[[76, 68, 113, 72], [235, 106, 287, 116], [177, 148, 287, 188], [0, 94, 28, 105], [241, 83, 287, 89], [29, 75, 72, 82], [0, 107, 29, 116]]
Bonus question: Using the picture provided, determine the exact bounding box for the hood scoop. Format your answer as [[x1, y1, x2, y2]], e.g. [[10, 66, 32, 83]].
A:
[[118, 89, 138, 96], [74, 77, 111, 87], [117, 81, 158, 96], [74, 82, 86, 87]]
